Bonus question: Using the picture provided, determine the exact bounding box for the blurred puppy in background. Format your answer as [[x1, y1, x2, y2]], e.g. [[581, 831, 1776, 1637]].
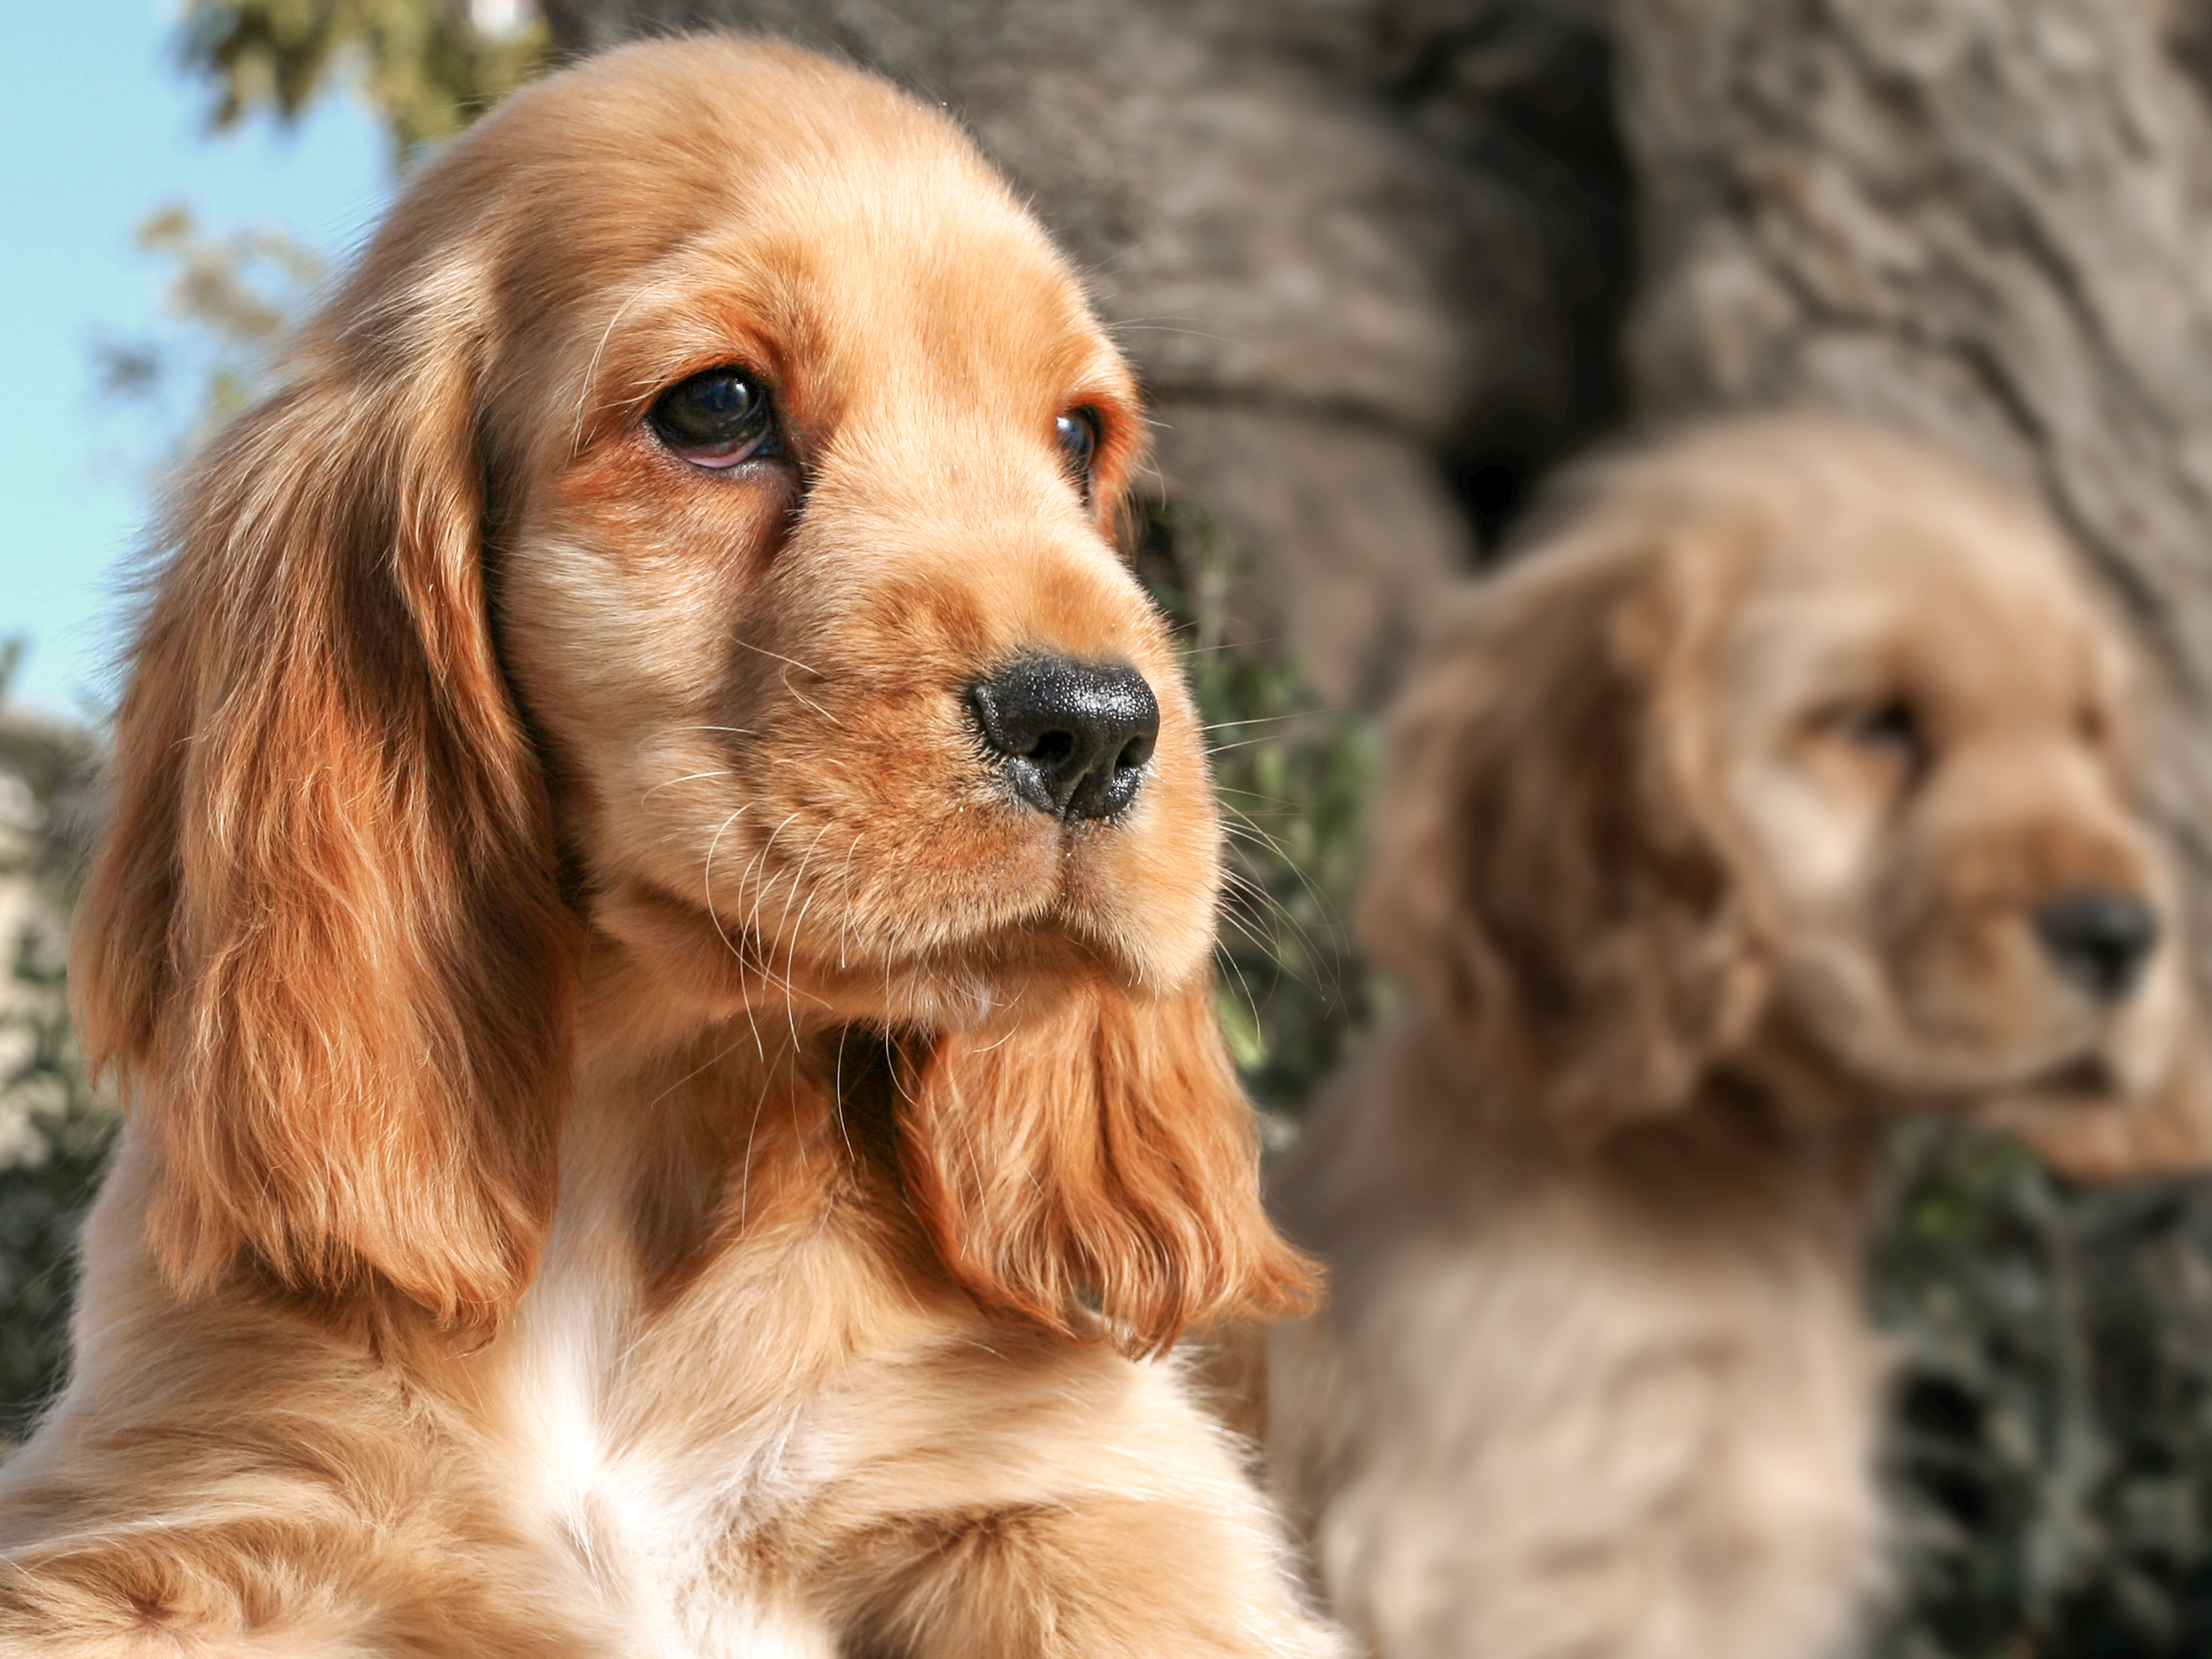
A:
[[1268, 418, 2212, 1659]]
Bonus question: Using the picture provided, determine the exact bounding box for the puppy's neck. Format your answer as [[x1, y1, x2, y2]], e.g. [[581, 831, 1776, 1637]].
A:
[[1663, 1067, 1887, 1235], [1316, 1017, 1884, 1260], [568, 925, 918, 1293]]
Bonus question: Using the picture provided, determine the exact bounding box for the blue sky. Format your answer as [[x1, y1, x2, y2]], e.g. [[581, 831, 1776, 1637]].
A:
[[1, 0, 390, 718]]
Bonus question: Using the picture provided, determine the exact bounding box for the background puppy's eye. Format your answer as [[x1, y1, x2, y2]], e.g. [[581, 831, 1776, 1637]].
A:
[[1056, 408, 1101, 496], [650, 368, 779, 468], [1842, 698, 1929, 772]]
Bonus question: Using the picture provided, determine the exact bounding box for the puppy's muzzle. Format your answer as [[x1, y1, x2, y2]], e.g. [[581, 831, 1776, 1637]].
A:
[[2036, 888, 2161, 1002], [969, 656, 1160, 823]]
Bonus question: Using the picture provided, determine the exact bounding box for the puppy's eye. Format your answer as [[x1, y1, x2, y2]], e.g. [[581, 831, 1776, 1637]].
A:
[[1842, 699, 1928, 770], [1056, 408, 1101, 497], [650, 368, 779, 469]]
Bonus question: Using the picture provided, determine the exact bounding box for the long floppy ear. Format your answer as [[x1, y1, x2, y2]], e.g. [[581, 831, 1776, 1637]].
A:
[[1358, 528, 1772, 1144], [70, 300, 577, 1329], [896, 975, 1317, 1357]]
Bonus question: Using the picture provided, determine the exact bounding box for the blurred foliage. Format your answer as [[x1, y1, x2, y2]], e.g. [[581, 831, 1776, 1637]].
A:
[[101, 0, 536, 460], [94, 1, 547, 459], [0, 959, 115, 1440], [93, 203, 323, 459], [1137, 506, 1380, 1119], [1874, 1125, 2212, 1657], [178, 0, 546, 162], [0, 647, 115, 1438]]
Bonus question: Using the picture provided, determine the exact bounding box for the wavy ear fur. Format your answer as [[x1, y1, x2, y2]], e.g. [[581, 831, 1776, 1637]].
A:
[[71, 300, 576, 1329], [896, 975, 1316, 1357], [1359, 526, 1772, 1143]]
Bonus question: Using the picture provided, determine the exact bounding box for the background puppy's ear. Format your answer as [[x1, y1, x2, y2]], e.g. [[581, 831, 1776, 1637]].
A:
[[71, 302, 576, 1330], [1359, 529, 1771, 1143], [897, 975, 1317, 1357]]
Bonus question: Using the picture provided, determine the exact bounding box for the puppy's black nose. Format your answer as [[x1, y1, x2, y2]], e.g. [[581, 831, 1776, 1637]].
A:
[[969, 656, 1160, 823], [2035, 889, 2161, 1002]]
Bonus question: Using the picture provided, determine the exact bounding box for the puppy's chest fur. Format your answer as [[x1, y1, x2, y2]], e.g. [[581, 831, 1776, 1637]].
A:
[[1272, 1032, 1893, 1659], [500, 1257, 856, 1657], [487, 1044, 921, 1651], [1286, 1202, 1887, 1659], [472, 1034, 1103, 1656]]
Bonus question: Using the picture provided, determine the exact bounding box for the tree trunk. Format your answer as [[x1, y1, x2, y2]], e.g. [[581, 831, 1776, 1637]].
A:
[[1614, 0, 2212, 963], [538, 0, 1629, 706]]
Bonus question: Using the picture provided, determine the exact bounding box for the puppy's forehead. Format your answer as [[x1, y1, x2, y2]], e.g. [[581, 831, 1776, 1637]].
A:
[[1645, 422, 2098, 647], [689, 180, 1113, 397], [467, 40, 1123, 414], [1735, 494, 2124, 708]]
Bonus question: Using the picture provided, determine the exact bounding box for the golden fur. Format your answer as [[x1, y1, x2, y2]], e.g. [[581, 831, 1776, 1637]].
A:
[[1268, 418, 2212, 1659], [0, 39, 1335, 1657]]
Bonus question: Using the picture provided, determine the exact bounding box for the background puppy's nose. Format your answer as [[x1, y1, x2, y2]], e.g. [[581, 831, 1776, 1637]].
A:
[[2035, 889, 2161, 1001], [969, 656, 1160, 823]]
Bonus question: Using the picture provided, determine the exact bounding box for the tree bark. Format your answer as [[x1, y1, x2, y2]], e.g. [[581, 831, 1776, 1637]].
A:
[[1615, 0, 2212, 960]]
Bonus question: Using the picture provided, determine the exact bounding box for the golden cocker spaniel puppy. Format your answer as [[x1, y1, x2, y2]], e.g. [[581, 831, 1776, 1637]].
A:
[[0, 37, 1338, 1658], [1268, 418, 2212, 1659]]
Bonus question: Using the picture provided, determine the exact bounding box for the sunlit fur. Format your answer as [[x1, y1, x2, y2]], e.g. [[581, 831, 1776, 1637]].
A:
[[1268, 418, 2212, 1659], [0, 39, 1330, 1657]]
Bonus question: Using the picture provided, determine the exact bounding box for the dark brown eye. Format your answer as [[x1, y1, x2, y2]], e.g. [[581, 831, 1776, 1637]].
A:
[[650, 367, 779, 468], [1056, 408, 1101, 498], [1843, 698, 1928, 771]]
